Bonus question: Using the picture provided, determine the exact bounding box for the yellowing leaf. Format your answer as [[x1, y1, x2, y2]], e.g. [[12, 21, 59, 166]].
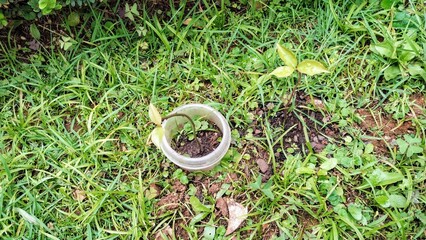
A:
[[270, 66, 295, 78], [149, 103, 162, 126], [297, 60, 330, 76], [277, 44, 297, 68], [150, 127, 164, 148], [225, 199, 247, 236]]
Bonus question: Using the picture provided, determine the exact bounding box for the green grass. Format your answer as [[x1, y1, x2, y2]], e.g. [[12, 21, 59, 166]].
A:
[[1, 0, 425, 239]]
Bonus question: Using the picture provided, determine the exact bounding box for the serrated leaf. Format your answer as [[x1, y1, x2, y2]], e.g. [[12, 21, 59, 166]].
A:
[[150, 127, 164, 148], [270, 66, 295, 78], [149, 103, 162, 126], [297, 60, 330, 76], [320, 158, 337, 171], [29, 24, 40, 40], [225, 199, 247, 236], [276, 44, 297, 68], [348, 204, 363, 221]]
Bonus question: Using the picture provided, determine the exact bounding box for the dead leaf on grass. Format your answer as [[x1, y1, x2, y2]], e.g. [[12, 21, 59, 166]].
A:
[[225, 199, 248, 236], [256, 158, 269, 173], [72, 189, 86, 202], [155, 225, 173, 240]]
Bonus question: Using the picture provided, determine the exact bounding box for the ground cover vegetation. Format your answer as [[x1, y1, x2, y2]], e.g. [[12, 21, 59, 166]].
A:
[[0, 0, 425, 239]]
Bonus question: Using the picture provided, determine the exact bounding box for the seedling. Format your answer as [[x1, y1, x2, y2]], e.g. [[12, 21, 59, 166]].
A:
[[148, 103, 201, 150], [270, 43, 330, 109]]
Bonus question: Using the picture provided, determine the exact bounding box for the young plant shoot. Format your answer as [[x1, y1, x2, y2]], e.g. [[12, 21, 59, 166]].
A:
[[148, 103, 200, 149], [270, 43, 330, 108]]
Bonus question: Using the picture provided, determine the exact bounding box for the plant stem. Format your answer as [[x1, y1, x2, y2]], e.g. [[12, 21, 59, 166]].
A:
[[284, 71, 302, 111], [163, 113, 202, 151]]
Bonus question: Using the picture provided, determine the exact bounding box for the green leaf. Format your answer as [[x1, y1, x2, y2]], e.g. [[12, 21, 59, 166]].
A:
[[388, 194, 407, 208], [370, 41, 395, 59], [29, 24, 40, 40], [296, 167, 315, 175], [320, 158, 337, 171], [190, 196, 211, 213], [67, 12, 80, 27], [384, 65, 401, 80], [380, 0, 400, 9], [276, 44, 297, 68], [203, 226, 216, 240], [407, 145, 423, 158], [270, 66, 295, 78], [348, 204, 363, 221], [396, 138, 408, 154], [407, 64, 425, 77], [39, 0, 56, 11], [364, 143, 374, 154], [190, 212, 209, 225], [369, 169, 404, 187], [297, 60, 330, 76], [375, 195, 390, 207], [149, 103, 162, 126], [150, 127, 164, 148]]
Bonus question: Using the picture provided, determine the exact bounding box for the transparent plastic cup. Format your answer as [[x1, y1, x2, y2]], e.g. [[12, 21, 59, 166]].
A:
[[160, 104, 231, 171]]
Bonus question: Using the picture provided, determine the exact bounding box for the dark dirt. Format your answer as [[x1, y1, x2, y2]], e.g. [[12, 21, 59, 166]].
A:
[[172, 124, 222, 158]]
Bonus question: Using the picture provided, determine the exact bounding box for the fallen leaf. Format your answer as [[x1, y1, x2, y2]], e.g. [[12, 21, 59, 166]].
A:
[[256, 158, 269, 173], [183, 18, 192, 25], [72, 189, 86, 202], [215, 198, 228, 217], [155, 225, 173, 240], [225, 199, 247, 236]]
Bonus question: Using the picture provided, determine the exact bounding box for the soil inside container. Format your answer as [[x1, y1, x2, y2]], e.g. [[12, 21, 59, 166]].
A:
[[171, 120, 222, 158]]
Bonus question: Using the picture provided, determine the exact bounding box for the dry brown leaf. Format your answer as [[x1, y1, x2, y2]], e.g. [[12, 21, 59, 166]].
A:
[[225, 199, 247, 236], [183, 18, 192, 25], [72, 189, 86, 202], [155, 226, 173, 240]]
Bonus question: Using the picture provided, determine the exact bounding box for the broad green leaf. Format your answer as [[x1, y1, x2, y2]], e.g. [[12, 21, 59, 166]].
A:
[[375, 195, 390, 207], [39, 0, 56, 10], [190, 212, 209, 226], [276, 44, 297, 68], [407, 145, 424, 158], [149, 103, 162, 126], [203, 226, 216, 240], [348, 204, 363, 221], [320, 157, 337, 171], [407, 64, 425, 77], [190, 196, 211, 213], [396, 138, 408, 154], [270, 66, 295, 78], [369, 169, 404, 187], [380, 0, 400, 9], [297, 60, 330, 76], [29, 24, 40, 40], [150, 127, 164, 148], [388, 194, 407, 208], [370, 41, 395, 59], [384, 65, 401, 80]]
